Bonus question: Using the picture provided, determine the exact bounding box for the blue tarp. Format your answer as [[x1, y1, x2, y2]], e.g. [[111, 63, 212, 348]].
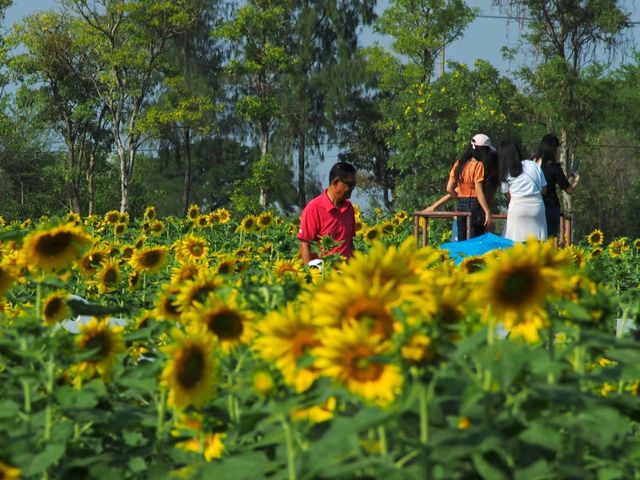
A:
[[441, 232, 514, 265]]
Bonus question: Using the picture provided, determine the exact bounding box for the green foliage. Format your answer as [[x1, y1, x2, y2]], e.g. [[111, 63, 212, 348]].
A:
[[389, 60, 525, 210]]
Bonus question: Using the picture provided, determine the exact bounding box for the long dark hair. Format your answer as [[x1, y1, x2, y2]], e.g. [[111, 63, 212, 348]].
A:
[[498, 140, 524, 182], [454, 144, 492, 183], [533, 133, 560, 167]]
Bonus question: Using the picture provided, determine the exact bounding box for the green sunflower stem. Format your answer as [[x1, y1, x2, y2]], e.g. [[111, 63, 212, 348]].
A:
[[36, 281, 43, 319], [156, 388, 167, 441], [483, 322, 495, 391], [378, 424, 388, 457], [44, 350, 55, 442], [280, 415, 297, 480], [418, 385, 430, 445], [20, 338, 32, 422]]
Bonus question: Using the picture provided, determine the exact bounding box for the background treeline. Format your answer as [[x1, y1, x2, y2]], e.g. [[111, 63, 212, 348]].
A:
[[0, 0, 639, 240]]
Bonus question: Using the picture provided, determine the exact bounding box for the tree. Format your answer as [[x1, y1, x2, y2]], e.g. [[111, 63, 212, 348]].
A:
[[340, 0, 476, 211], [216, 1, 291, 209], [495, 0, 631, 214], [10, 11, 110, 214], [279, 0, 376, 209], [64, 0, 198, 213]]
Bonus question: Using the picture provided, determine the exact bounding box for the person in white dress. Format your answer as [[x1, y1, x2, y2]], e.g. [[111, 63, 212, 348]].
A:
[[498, 140, 548, 242]]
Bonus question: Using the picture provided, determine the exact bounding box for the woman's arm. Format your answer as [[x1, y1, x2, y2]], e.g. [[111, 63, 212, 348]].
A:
[[417, 193, 452, 214], [446, 177, 459, 200], [564, 173, 580, 194], [475, 181, 494, 228]]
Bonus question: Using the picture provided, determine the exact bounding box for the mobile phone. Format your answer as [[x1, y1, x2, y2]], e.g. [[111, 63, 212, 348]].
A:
[[570, 158, 580, 175]]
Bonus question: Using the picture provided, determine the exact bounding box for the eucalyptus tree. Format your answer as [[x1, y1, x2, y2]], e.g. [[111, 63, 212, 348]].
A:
[[10, 11, 110, 214], [279, 0, 376, 209], [215, 0, 291, 209], [495, 0, 631, 214], [63, 0, 199, 213], [144, 1, 223, 216]]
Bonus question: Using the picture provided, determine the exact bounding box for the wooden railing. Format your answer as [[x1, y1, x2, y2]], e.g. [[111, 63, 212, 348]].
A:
[[413, 211, 572, 247]]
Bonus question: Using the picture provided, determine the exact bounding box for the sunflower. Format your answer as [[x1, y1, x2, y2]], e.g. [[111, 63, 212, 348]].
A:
[[73, 318, 125, 384], [253, 370, 275, 396], [459, 255, 487, 274], [174, 234, 209, 263], [42, 291, 70, 326], [144, 205, 157, 220], [313, 322, 403, 406], [257, 211, 274, 229], [129, 245, 169, 274], [113, 222, 127, 236], [238, 215, 258, 234], [292, 397, 337, 424], [96, 259, 121, 294], [171, 261, 204, 284], [607, 238, 629, 257], [286, 223, 299, 235], [149, 219, 165, 236], [128, 271, 141, 291], [216, 208, 231, 224], [65, 212, 82, 225], [363, 226, 381, 243], [380, 221, 395, 236], [633, 238, 640, 251], [161, 326, 217, 409], [312, 272, 400, 338], [0, 462, 20, 480], [471, 240, 573, 342], [354, 219, 365, 235], [23, 223, 92, 272], [254, 304, 321, 392], [104, 210, 121, 225], [77, 246, 110, 277], [175, 273, 223, 316], [587, 229, 604, 247], [213, 257, 237, 276], [196, 215, 209, 228], [273, 258, 305, 279], [203, 432, 226, 461], [187, 204, 201, 221], [394, 210, 409, 223], [0, 262, 16, 297], [154, 284, 183, 322], [400, 333, 435, 366], [187, 292, 254, 352]]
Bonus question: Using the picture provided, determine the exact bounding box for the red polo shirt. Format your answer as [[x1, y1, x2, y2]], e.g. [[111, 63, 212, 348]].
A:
[[298, 190, 355, 258]]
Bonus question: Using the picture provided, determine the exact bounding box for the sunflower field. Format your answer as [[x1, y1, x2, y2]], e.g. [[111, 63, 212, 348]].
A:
[[1, 207, 640, 480]]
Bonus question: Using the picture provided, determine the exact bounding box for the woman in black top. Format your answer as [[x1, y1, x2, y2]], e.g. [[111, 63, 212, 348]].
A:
[[534, 134, 580, 237]]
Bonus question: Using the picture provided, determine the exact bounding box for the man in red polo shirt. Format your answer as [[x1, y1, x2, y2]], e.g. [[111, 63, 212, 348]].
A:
[[298, 162, 357, 264]]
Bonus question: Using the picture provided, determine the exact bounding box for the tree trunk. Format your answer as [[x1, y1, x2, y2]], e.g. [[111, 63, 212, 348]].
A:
[[559, 128, 574, 215], [297, 133, 306, 209], [87, 150, 96, 216], [182, 127, 191, 217], [259, 125, 269, 210]]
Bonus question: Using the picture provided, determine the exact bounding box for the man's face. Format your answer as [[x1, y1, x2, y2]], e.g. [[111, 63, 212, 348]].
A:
[[331, 173, 356, 204]]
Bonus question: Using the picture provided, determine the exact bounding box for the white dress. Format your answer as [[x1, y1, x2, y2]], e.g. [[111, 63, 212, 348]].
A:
[[501, 160, 548, 242]]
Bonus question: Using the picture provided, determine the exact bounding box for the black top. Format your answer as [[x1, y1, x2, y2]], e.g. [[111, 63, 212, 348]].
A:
[[541, 162, 571, 208]]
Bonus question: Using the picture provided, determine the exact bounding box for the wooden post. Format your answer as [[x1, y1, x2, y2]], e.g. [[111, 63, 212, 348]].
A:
[[422, 217, 428, 247]]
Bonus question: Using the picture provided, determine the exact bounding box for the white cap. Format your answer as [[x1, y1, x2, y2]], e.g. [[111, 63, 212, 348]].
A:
[[471, 133, 496, 152]]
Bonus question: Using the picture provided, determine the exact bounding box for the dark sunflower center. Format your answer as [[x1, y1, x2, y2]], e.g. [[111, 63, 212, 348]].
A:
[[245, 219, 254, 229], [439, 303, 461, 324], [190, 244, 204, 256], [218, 262, 233, 275], [177, 346, 205, 388], [163, 297, 180, 316], [140, 250, 162, 267], [346, 299, 393, 337], [103, 268, 118, 286], [85, 332, 112, 359], [349, 353, 383, 382], [291, 329, 321, 358], [496, 266, 540, 306], [207, 310, 243, 340], [36, 232, 74, 256], [366, 230, 378, 240], [44, 297, 64, 318]]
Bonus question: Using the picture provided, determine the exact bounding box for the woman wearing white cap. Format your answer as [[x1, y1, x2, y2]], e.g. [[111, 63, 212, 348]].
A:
[[498, 140, 548, 242], [418, 133, 496, 240]]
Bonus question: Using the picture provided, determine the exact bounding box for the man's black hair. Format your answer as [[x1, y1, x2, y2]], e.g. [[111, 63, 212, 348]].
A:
[[329, 161, 356, 184]]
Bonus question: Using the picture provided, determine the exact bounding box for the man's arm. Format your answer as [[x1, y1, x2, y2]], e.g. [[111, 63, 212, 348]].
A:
[[299, 240, 317, 264]]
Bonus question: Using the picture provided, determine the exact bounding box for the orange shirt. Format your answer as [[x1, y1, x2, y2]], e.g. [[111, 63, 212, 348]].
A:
[[448, 159, 485, 198]]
